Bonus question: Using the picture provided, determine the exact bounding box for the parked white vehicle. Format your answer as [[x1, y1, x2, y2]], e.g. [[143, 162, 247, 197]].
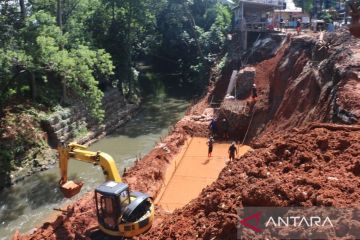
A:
[[311, 19, 325, 32]]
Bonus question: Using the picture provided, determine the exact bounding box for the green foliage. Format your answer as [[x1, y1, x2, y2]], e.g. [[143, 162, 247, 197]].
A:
[[0, 5, 114, 121], [294, 0, 313, 14], [320, 11, 332, 22], [156, 1, 232, 92], [216, 53, 228, 72], [0, 0, 231, 114], [74, 124, 88, 139], [89, 0, 166, 94], [0, 108, 47, 166], [0, 48, 32, 102]]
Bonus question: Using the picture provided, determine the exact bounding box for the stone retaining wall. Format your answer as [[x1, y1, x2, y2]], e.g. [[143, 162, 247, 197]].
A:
[[41, 88, 139, 147]]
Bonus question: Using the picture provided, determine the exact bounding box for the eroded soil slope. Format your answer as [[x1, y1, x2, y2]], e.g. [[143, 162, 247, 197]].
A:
[[142, 124, 360, 239], [141, 31, 360, 239]]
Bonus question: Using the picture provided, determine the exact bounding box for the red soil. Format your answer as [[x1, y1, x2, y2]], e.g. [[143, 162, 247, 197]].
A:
[[337, 78, 360, 119], [141, 32, 360, 239], [141, 124, 360, 239]]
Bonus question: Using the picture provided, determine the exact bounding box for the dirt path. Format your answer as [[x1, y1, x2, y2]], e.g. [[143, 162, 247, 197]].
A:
[[156, 137, 251, 211]]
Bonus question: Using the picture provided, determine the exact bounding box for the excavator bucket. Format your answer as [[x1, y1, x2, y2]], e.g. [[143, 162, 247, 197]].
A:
[[60, 181, 84, 198]]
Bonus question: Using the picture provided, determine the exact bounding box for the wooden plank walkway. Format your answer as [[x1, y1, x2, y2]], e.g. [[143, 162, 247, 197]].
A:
[[155, 137, 252, 212]]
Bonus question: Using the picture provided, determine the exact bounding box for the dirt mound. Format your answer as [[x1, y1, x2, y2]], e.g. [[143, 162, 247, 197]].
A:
[[141, 124, 360, 239], [12, 192, 98, 240], [268, 32, 359, 131], [227, 31, 359, 142], [141, 32, 360, 239], [215, 39, 289, 141]]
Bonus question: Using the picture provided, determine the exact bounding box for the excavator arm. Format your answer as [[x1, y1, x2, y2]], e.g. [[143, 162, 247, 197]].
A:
[[58, 142, 122, 198]]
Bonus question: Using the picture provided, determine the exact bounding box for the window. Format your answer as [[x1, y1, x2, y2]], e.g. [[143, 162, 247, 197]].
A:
[[120, 190, 130, 208], [95, 193, 119, 231]]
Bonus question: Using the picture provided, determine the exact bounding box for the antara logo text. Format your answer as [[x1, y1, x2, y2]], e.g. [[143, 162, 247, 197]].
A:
[[265, 216, 334, 227], [239, 211, 334, 233]]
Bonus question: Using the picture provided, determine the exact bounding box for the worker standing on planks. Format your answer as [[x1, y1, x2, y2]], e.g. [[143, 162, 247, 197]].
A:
[[209, 118, 217, 136], [207, 136, 215, 157], [296, 18, 301, 35], [228, 142, 238, 161], [252, 83, 258, 99], [221, 118, 229, 140]]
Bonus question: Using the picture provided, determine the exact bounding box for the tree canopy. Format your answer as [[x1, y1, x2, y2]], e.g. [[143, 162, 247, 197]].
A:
[[0, 0, 232, 119], [294, 0, 314, 15]]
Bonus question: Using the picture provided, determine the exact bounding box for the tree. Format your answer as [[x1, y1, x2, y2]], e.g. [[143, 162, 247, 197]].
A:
[[156, 0, 231, 92], [294, 0, 314, 15], [0, 6, 114, 121], [19, 0, 27, 21], [0, 0, 232, 114], [89, 0, 166, 95]]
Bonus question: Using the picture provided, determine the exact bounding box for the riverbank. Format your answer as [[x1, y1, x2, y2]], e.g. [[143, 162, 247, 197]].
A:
[[2, 95, 189, 240], [0, 88, 140, 190]]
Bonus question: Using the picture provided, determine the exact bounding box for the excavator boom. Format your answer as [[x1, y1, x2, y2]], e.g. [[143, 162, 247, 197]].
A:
[[58, 142, 121, 198]]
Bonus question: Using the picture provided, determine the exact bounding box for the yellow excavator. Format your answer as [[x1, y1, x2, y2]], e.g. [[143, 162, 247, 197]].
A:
[[58, 142, 154, 238]]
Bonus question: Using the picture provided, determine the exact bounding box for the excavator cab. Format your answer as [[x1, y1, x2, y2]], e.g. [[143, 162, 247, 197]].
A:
[[95, 181, 129, 231], [95, 181, 154, 237]]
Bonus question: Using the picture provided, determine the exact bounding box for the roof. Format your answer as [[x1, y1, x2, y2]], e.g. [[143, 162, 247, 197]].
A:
[[95, 181, 128, 196], [274, 0, 302, 12], [311, 19, 325, 23], [219, 0, 235, 5], [274, 8, 302, 13], [232, 0, 284, 10]]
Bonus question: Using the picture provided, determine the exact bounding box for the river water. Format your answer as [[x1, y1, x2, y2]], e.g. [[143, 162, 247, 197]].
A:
[[0, 95, 189, 239]]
